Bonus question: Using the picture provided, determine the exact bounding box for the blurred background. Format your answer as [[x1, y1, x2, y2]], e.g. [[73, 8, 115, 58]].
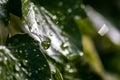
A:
[[82, 0, 120, 79]]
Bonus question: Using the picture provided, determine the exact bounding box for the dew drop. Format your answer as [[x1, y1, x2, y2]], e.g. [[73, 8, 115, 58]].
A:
[[41, 36, 51, 50], [24, 49, 27, 52], [15, 65, 20, 71], [79, 51, 84, 56], [38, 68, 41, 71], [15, 50, 18, 53], [36, 54, 39, 57], [52, 15, 57, 20], [22, 43, 25, 46], [19, 50, 22, 53], [67, 8, 72, 13], [28, 72, 32, 76], [49, 78, 52, 80], [22, 60, 28, 66], [4, 57, 7, 61], [60, 43, 68, 50], [41, 67, 44, 70], [43, 64, 47, 67], [33, 49, 36, 52], [58, 1, 63, 7], [35, 70, 38, 73], [49, 32, 53, 36]]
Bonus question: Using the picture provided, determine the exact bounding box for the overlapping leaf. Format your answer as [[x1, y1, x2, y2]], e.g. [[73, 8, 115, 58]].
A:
[[6, 34, 52, 80]]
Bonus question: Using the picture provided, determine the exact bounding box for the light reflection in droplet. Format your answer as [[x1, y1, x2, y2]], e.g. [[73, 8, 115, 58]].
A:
[[33, 49, 37, 52], [41, 36, 51, 50], [52, 15, 57, 20], [67, 8, 72, 13], [15, 65, 20, 71], [19, 50, 22, 53], [74, 15, 81, 20], [58, 2, 63, 7], [79, 51, 84, 56]]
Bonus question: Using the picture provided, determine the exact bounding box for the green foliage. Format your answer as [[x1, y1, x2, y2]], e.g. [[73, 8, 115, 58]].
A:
[[0, 0, 120, 80]]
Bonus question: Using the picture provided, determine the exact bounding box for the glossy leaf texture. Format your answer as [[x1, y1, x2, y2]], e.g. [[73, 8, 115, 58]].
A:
[[21, 0, 103, 80], [6, 34, 52, 80], [22, 0, 84, 60], [0, 46, 27, 80]]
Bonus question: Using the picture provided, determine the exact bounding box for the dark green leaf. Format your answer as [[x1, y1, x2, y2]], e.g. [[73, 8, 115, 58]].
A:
[[0, 46, 27, 80], [6, 34, 51, 80], [7, 0, 22, 18], [52, 67, 63, 80]]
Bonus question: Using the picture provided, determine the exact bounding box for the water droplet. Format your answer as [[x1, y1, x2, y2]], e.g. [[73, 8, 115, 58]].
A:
[[43, 64, 47, 67], [35, 70, 38, 73], [33, 49, 36, 52], [41, 36, 51, 50], [58, 2, 63, 7], [52, 15, 57, 20], [15, 50, 18, 53], [68, 69, 75, 73], [24, 49, 27, 52], [3, 59, 7, 65], [60, 26, 64, 29], [4, 57, 7, 61], [56, 21, 59, 24], [65, 64, 76, 73], [41, 67, 44, 70], [36, 54, 39, 57], [60, 43, 68, 50], [15, 65, 20, 71], [81, 4, 85, 9], [49, 32, 53, 36], [49, 78, 52, 80], [36, 18, 40, 25], [22, 43, 25, 46], [38, 68, 41, 71], [28, 72, 32, 76], [19, 50, 22, 53], [67, 8, 72, 13], [74, 15, 81, 19], [79, 51, 84, 56], [22, 60, 28, 66]]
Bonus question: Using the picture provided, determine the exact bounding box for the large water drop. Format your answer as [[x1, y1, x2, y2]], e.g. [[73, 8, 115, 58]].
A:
[[41, 36, 51, 50]]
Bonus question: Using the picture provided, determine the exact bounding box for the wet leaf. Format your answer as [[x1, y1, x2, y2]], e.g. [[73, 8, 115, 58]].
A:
[[21, 0, 103, 80], [6, 34, 51, 80], [0, 46, 27, 80]]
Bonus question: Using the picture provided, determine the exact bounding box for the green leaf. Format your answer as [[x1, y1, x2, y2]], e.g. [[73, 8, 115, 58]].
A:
[[0, 46, 27, 80], [20, 0, 103, 80], [52, 67, 63, 80], [6, 34, 51, 80], [21, 0, 84, 61]]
